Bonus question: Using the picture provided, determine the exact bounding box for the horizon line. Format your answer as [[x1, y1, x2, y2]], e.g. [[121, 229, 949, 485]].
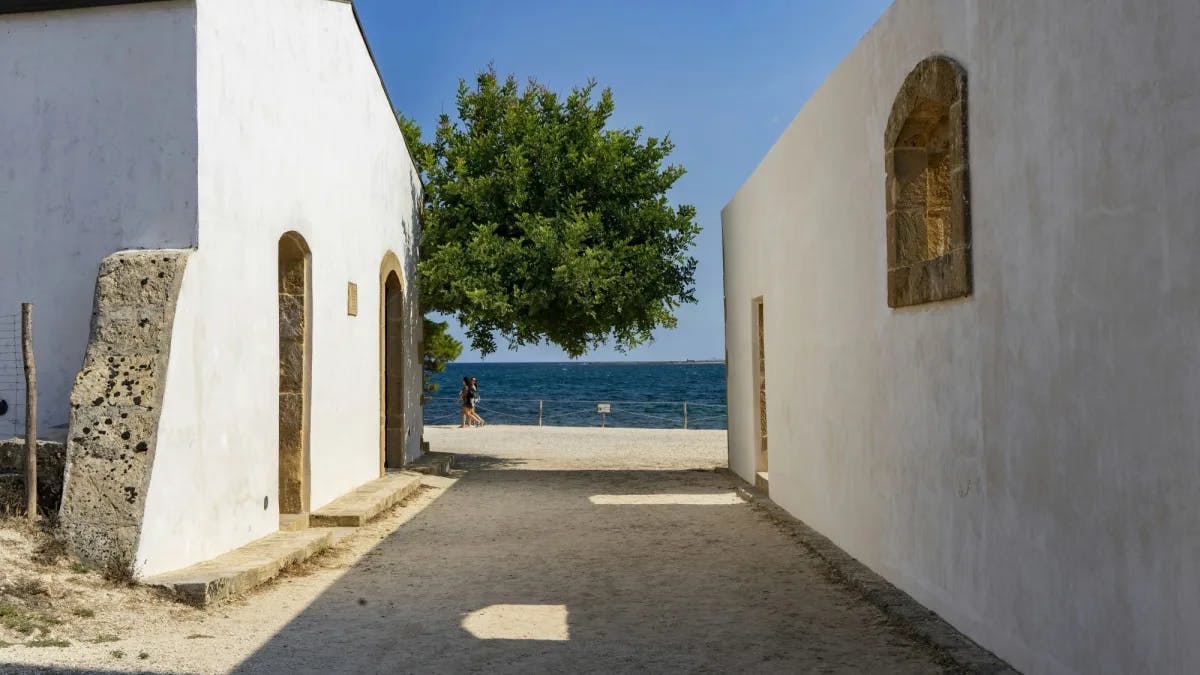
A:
[[443, 359, 726, 366]]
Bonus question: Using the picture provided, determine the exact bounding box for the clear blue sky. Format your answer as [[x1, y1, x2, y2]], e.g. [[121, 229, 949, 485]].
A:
[[355, 0, 892, 363]]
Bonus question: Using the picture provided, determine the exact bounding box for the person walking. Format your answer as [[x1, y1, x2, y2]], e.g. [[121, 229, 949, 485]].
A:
[[458, 377, 474, 428], [459, 376, 486, 428], [467, 377, 485, 427]]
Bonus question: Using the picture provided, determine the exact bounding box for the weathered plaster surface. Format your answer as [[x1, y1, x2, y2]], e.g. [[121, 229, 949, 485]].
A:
[[722, 1, 1200, 673], [59, 250, 190, 573], [0, 1, 198, 437]]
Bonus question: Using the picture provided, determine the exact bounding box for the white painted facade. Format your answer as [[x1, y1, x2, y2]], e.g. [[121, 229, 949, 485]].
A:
[[1, 0, 423, 577], [0, 1, 199, 437], [722, 1, 1200, 673]]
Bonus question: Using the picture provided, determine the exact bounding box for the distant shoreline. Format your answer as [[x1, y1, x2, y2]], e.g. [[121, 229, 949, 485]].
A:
[[446, 360, 726, 366]]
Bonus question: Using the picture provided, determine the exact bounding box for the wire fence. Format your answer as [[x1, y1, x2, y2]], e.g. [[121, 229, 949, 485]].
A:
[[0, 312, 25, 439], [422, 396, 727, 430]]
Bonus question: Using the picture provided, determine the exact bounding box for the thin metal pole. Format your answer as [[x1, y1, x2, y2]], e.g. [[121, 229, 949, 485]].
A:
[[21, 303, 36, 521], [538, 400, 543, 427], [683, 401, 688, 430]]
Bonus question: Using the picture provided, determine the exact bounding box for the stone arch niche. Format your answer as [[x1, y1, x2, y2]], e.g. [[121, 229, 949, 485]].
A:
[[884, 55, 971, 307], [379, 252, 405, 472], [277, 232, 311, 515]]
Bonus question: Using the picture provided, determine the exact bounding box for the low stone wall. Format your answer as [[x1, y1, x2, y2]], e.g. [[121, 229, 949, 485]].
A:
[[0, 438, 66, 514], [59, 249, 190, 573]]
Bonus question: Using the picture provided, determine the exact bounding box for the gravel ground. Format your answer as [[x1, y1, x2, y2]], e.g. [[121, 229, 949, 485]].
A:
[[0, 425, 952, 674]]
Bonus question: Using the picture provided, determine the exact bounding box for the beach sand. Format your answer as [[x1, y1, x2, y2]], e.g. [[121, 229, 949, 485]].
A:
[[423, 424, 727, 470]]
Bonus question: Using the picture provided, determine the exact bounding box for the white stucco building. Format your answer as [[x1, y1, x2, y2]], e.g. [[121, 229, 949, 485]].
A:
[[723, 1, 1200, 673], [0, 0, 424, 577]]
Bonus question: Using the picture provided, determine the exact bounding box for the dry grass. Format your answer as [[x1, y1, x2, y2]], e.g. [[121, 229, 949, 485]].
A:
[[0, 514, 168, 651], [8, 576, 47, 599], [25, 638, 70, 648], [31, 534, 68, 567], [0, 602, 57, 637], [0, 476, 463, 672]]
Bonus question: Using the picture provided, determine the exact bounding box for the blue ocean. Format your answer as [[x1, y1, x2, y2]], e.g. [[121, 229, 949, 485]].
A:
[[425, 362, 727, 430]]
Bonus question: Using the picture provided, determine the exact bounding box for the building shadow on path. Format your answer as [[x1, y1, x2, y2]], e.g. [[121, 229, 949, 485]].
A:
[[229, 466, 948, 675]]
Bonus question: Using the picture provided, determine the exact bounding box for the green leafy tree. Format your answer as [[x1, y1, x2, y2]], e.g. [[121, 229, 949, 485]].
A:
[[421, 317, 462, 396], [401, 67, 699, 357], [401, 116, 466, 387]]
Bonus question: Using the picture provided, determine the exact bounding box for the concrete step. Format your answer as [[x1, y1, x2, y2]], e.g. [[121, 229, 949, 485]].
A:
[[755, 471, 769, 493], [145, 528, 334, 607], [405, 451, 454, 476], [308, 470, 424, 527]]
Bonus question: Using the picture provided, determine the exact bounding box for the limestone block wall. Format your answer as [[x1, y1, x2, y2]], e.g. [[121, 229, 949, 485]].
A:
[[59, 250, 190, 573]]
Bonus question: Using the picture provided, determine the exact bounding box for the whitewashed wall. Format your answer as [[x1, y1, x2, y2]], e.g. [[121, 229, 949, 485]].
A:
[[0, 1, 198, 438], [723, 1, 1200, 673], [137, 0, 423, 576]]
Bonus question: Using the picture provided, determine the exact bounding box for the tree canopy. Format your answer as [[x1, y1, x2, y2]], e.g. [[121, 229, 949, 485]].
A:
[[421, 317, 462, 396], [402, 68, 699, 358]]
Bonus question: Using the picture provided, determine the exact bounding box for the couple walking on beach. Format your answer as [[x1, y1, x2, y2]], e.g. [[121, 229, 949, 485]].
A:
[[459, 376, 485, 428]]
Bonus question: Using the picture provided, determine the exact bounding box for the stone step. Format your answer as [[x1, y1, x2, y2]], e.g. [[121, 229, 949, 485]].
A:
[[405, 451, 454, 477], [308, 470, 424, 527], [755, 471, 770, 493], [145, 528, 334, 607], [278, 512, 309, 532]]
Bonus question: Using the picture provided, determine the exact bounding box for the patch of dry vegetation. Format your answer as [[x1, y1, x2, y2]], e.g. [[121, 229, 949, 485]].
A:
[[0, 515, 180, 651]]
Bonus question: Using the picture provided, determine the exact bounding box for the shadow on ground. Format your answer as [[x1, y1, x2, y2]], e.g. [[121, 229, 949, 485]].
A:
[[229, 466, 949, 675]]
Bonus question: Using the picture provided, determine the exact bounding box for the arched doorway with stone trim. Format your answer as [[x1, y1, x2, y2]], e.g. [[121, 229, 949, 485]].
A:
[[380, 252, 405, 473], [751, 296, 768, 494], [278, 232, 312, 517]]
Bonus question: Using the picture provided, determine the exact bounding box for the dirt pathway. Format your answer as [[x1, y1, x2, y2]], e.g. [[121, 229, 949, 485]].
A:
[[2, 427, 955, 673]]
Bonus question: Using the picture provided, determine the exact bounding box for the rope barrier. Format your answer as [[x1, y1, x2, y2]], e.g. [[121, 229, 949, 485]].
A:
[[423, 394, 727, 429], [423, 395, 726, 407]]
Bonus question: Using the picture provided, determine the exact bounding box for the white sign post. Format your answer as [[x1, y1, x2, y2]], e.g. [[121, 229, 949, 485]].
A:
[[596, 402, 611, 428]]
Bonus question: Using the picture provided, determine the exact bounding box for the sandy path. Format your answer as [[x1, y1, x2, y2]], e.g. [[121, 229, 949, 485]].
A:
[[2, 426, 950, 674], [421, 425, 728, 470]]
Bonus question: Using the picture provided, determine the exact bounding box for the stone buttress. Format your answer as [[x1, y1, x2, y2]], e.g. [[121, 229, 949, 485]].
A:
[[59, 250, 190, 574]]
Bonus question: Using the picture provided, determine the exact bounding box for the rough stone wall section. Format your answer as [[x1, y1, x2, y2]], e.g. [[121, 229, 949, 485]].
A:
[[59, 249, 191, 574], [0, 438, 65, 514]]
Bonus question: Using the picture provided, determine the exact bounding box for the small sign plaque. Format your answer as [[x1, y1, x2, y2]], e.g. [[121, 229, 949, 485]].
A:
[[596, 403, 611, 414], [347, 282, 358, 316]]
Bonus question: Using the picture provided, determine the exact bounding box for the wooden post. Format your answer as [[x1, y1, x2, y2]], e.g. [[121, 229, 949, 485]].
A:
[[538, 400, 543, 427], [21, 303, 36, 522], [683, 401, 688, 430]]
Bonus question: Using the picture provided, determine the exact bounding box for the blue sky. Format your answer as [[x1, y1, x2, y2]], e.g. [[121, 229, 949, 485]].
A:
[[356, 0, 892, 362]]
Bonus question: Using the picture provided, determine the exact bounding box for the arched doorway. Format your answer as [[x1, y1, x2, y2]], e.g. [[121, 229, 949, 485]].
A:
[[752, 296, 768, 494], [278, 232, 311, 515], [381, 254, 405, 471]]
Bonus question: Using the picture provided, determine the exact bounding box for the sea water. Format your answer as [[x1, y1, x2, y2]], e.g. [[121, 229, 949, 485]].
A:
[[425, 361, 727, 430]]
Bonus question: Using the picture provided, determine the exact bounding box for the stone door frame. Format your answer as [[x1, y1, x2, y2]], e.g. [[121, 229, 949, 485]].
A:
[[379, 251, 405, 473], [278, 232, 312, 515]]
